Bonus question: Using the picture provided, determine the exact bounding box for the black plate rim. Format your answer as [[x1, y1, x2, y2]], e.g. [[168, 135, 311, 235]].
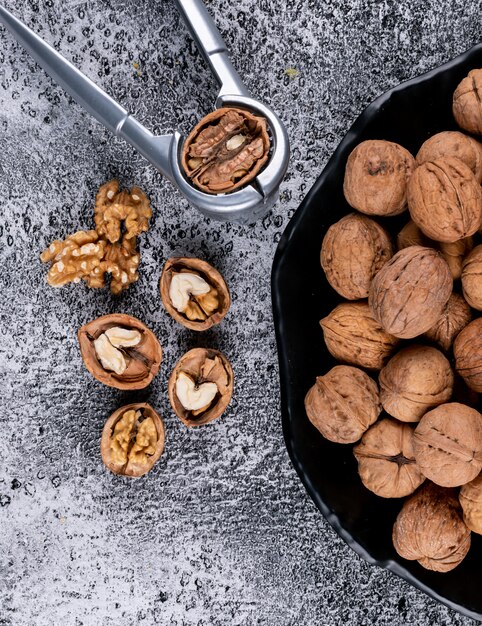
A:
[[271, 42, 482, 622]]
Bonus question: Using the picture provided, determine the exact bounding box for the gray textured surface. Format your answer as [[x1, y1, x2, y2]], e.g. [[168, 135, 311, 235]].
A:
[[0, 1, 480, 624]]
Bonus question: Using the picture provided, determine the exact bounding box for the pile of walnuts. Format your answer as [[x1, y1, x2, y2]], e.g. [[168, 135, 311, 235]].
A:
[[307, 68, 482, 573]]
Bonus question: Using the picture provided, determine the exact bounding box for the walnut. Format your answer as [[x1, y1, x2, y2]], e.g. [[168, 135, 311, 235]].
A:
[[160, 257, 230, 331], [407, 157, 482, 243], [454, 318, 482, 392], [353, 418, 425, 498], [368, 246, 452, 339], [78, 314, 162, 390], [343, 140, 415, 216], [396, 220, 431, 250], [413, 403, 482, 487], [459, 475, 482, 534], [461, 244, 482, 310], [98, 236, 140, 295], [320, 301, 399, 370], [392, 482, 471, 572], [181, 107, 270, 194], [100, 403, 165, 477], [438, 237, 473, 281], [453, 69, 482, 135], [305, 365, 381, 444], [320, 213, 393, 300], [424, 293, 472, 352], [168, 348, 233, 427], [379, 345, 454, 423], [416, 131, 482, 182]]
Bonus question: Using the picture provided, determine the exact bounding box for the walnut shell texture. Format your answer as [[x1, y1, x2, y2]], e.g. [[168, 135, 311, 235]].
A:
[[379, 345, 454, 423], [461, 244, 482, 310], [459, 474, 482, 534], [424, 293, 472, 352], [397, 220, 431, 250], [416, 131, 482, 183], [353, 418, 425, 498], [305, 365, 381, 444], [320, 301, 399, 370], [320, 213, 393, 300], [438, 237, 473, 281], [454, 318, 482, 392], [392, 482, 471, 572], [368, 246, 452, 339], [343, 140, 415, 216], [453, 69, 482, 135], [407, 157, 482, 243], [413, 403, 482, 487]]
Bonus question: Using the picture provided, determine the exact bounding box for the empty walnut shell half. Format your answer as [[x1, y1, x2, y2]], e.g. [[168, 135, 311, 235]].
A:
[[368, 246, 452, 339], [353, 418, 425, 498], [454, 318, 482, 392], [305, 365, 381, 444], [407, 157, 482, 243], [100, 403, 165, 478], [392, 482, 471, 572], [424, 293, 472, 352], [416, 131, 482, 183], [181, 107, 270, 194], [379, 345, 454, 423], [462, 244, 482, 310], [78, 314, 162, 390], [459, 475, 482, 534], [320, 213, 393, 300], [453, 69, 482, 135], [168, 348, 234, 427], [160, 257, 230, 331], [413, 403, 482, 487]]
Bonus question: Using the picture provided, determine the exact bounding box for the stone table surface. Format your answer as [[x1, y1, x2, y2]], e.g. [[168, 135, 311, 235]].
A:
[[0, 1, 480, 624]]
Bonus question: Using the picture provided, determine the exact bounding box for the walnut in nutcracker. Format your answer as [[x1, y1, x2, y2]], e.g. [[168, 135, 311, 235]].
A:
[[368, 246, 452, 339], [343, 140, 415, 216], [305, 365, 381, 444], [459, 475, 482, 534], [453, 69, 482, 135], [168, 348, 233, 426], [353, 418, 425, 498], [424, 293, 472, 352], [78, 314, 162, 390], [392, 482, 471, 572], [416, 131, 482, 182], [461, 244, 482, 310], [379, 345, 454, 423], [320, 213, 393, 300], [101, 403, 165, 478], [454, 318, 482, 392]]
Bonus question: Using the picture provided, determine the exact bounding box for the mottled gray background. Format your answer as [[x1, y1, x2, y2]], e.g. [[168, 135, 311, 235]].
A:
[[0, 0, 480, 624]]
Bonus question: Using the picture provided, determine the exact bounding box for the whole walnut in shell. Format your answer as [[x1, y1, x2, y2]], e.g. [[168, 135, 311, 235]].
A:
[[416, 131, 482, 182], [453, 69, 482, 135], [459, 475, 482, 534], [368, 246, 452, 339], [438, 237, 473, 280], [343, 140, 415, 216], [392, 482, 471, 572], [462, 244, 482, 310], [407, 157, 482, 243], [353, 418, 425, 498], [424, 293, 472, 352], [320, 301, 399, 370], [454, 318, 482, 392], [397, 220, 431, 250], [413, 403, 482, 487], [320, 213, 393, 300], [379, 345, 454, 423], [305, 365, 381, 444]]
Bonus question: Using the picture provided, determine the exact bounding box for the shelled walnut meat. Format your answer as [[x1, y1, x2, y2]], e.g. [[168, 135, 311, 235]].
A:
[[379, 345, 453, 423], [424, 293, 472, 352], [320, 213, 393, 299], [368, 246, 452, 339], [101, 403, 165, 477], [416, 131, 482, 183], [454, 318, 482, 392], [160, 257, 230, 331], [461, 244, 482, 310], [181, 107, 270, 194], [392, 482, 471, 572], [305, 365, 381, 444], [78, 314, 162, 390], [459, 475, 482, 534], [353, 418, 425, 498], [168, 348, 233, 427], [453, 69, 482, 135]]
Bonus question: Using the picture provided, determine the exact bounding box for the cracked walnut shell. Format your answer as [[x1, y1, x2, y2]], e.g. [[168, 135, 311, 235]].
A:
[[168, 348, 234, 427], [392, 482, 471, 572], [453, 69, 482, 135], [305, 365, 381, 444], [160, 257, 230, 331], [101, 403, 165, 477], [368, 246, 452, 339], [459, 475, 482, 535], [462, 244, 482, 310], [353, 418, 425, 498], [343, 140, 415, 216], [424, 293, 472, 352], [320, 213, 393, 300], [78, 314, 162, 390], [416, 131, 482, 183], [454, 318, 482, 392], [413, 403, 482, 487], [181, 107, 270, 194]]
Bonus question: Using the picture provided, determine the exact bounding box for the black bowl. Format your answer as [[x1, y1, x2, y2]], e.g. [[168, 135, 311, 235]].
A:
[[272, 44, 482, 621]]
